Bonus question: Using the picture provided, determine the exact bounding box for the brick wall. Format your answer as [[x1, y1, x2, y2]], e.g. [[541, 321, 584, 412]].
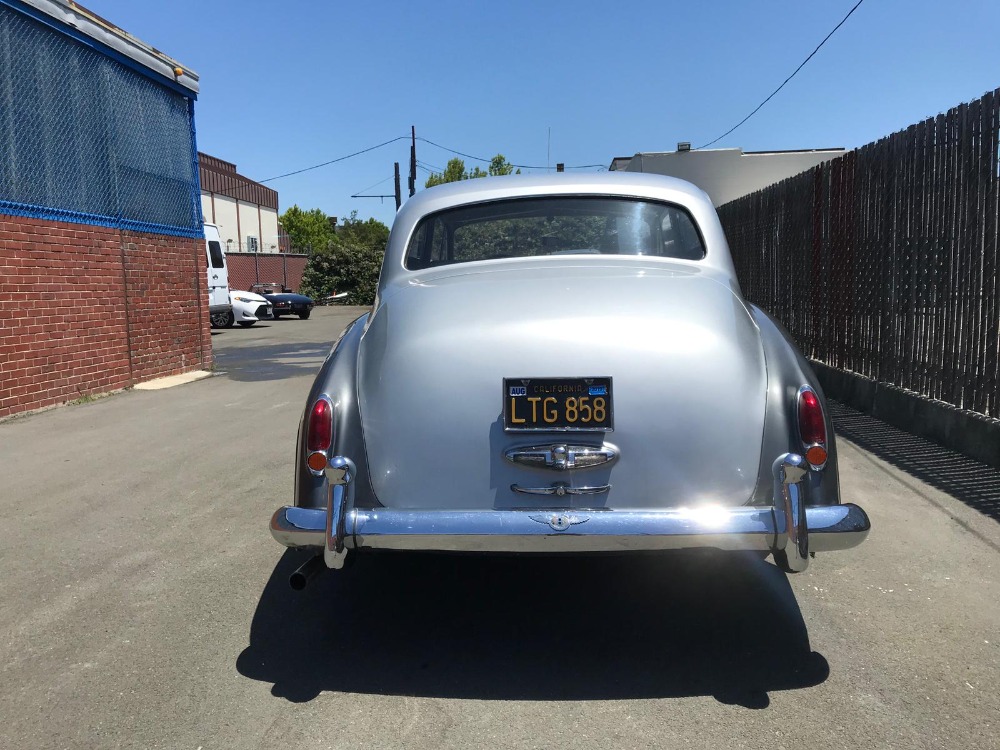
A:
[[0, 215, 212, 418], [225, 253, 308, 293]]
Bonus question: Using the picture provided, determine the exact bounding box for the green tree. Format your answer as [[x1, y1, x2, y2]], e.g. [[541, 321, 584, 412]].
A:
[[424, 154, 520, 187], [299, 248, 339, 300], [425, 157, 469, 187], [488, 154, 517, 176], [300, 211, 390, 306], [279, 205, 335, 254], [337, 211, 390, 252]]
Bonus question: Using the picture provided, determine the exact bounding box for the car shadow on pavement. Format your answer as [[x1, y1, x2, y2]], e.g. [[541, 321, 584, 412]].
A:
[[829, 401, 1000, 523], [237, 549, 828, 706], [212, 342, 330, 382]]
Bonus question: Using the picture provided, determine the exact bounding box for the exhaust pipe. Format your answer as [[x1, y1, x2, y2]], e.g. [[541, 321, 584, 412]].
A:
[[289, 554, 327, 591]]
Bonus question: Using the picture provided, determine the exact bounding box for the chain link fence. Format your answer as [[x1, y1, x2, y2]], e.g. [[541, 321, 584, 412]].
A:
[[0, 4, 200, 237], [225, 253, 308, 293]]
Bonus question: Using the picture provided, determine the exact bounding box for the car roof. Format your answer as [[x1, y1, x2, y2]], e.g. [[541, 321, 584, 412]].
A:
[[404, 172, 710, 211]]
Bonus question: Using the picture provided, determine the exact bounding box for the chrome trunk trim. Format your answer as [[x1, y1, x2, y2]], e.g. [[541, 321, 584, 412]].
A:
[[504, 443, 618, 470], [511, 482, 611, 496]]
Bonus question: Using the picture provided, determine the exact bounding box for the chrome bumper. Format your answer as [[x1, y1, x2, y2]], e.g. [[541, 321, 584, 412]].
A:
[[270, 454, 871, 571]]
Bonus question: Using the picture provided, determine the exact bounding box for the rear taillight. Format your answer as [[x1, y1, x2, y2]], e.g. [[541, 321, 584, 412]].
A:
[[307, 398, 333, 453], [797, 386, 828, 469]]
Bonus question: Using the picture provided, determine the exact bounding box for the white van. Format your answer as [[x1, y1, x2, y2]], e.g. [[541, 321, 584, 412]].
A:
[[204, 223, 233, 327]]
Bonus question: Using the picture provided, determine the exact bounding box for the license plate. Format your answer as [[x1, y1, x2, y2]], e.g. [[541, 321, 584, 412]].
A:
[[503, 377, 613, 431]]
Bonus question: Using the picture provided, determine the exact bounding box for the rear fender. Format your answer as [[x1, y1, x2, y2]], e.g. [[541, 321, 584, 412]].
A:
[[749, 305, 841, 506], [294, 314, 380, 509]]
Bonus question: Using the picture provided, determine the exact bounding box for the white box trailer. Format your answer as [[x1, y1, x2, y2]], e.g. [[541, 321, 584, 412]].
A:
[[204, 223, 232, 327]]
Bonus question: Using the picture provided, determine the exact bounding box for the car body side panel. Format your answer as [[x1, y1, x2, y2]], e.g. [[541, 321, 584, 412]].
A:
[[748, 304, 841, 506], [294, 313, 381, 509]]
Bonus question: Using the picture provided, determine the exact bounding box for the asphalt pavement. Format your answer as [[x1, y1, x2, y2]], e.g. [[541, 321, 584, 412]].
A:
[[1, 306, 998, 749]]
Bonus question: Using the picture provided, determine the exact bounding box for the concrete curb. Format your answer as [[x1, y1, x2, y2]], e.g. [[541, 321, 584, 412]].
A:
[[811, 360, 1000, 470], [133, 370, 213, 391]]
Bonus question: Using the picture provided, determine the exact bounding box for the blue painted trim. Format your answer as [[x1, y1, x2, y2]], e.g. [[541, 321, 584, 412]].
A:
[[0, 0, 197, 100], [0, 200, 203, 239]]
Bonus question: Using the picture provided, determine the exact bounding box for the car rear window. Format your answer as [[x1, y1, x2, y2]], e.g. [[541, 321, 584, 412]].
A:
[[405, 196, 705, 269]]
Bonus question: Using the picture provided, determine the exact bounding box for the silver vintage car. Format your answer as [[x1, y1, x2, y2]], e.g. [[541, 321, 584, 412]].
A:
[[270, 173, 870, 588]]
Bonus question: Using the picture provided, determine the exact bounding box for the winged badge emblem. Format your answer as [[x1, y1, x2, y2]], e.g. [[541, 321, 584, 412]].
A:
[[528, 513, 590, 532]]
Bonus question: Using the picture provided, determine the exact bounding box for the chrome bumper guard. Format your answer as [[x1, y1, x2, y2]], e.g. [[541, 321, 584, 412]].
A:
[[270, 453, 871, 570]]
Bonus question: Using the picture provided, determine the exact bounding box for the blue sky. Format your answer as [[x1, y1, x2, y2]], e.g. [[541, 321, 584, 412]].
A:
[[90, 0, 999, 228]]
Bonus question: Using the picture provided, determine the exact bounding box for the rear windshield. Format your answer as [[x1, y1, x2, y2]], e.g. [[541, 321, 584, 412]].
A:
[[405, 196, 705, 269]]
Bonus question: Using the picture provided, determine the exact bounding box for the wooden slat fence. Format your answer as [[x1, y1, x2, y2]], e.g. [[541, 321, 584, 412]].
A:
[[719, 88, 1000, 420]]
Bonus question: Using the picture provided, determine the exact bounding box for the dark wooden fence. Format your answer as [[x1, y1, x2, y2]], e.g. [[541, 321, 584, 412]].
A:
[[719, 88, 1000, 421]]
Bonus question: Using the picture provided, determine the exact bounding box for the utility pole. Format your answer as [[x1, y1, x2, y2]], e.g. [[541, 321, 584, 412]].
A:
[[408, 125, 417, 197], [394, 162, 402, 211]]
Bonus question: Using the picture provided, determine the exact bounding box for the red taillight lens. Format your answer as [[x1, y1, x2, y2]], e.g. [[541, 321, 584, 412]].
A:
[[307, 399, 333, 452], [798, 388, 826, 446]]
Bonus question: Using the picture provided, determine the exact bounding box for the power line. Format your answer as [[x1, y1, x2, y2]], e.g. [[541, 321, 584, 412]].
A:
[[350, 173, 395, 197], [350, 193, 396, 201], [696, 0, 866, 150], [416, 159, 445, 173], [416, 137, 606, 170], [254, 132, 606, 187], [258, 136, 409, 182]]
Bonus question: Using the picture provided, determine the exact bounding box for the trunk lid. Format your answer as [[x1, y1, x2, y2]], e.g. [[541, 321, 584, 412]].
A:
[[358, 262, 766, 510]]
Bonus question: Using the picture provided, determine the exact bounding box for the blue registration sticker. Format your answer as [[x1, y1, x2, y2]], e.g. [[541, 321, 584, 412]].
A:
[[509, 386, 527, 397], [589, 385, 608, 397]]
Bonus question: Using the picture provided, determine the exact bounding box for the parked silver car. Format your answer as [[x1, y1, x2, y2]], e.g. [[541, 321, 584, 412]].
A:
[[270, 173, 870, 588]]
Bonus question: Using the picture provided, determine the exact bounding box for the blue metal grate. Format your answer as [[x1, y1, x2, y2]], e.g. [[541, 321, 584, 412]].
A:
[[0, 3, 201, 237]]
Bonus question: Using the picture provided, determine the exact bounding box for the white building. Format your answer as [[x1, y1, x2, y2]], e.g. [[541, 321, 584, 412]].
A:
[[199, 152, 285, 253], [610, 146, 846, 207]]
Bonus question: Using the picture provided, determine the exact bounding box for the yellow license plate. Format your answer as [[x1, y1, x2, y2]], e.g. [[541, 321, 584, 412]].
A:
[[503, 377, 613, 431]]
